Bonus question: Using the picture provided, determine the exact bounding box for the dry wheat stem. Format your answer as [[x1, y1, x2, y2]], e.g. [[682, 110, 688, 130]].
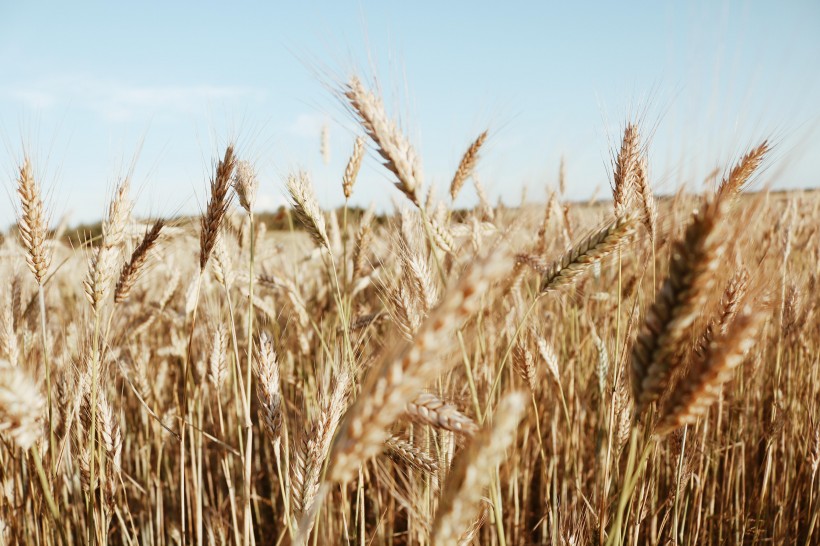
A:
[[656, 307, 763, 436], [431, 391, 526, 546], [327, 250, 511, 485]]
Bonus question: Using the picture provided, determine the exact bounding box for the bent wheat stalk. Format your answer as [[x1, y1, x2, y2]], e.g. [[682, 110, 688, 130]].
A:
[[431, 391, 526, 546]]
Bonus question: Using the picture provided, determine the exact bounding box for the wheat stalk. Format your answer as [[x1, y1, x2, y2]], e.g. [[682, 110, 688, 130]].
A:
[[655, 307, 763, 436], [326, 250, 511, 485], [431, 391, 526, 546]]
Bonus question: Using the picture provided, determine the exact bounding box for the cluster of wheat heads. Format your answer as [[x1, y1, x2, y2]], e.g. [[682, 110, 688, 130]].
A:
[[0, 78, 818, 546]]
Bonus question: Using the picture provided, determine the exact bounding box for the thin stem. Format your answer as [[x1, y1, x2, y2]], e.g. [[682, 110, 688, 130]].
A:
[[37, 285, 54, 477], [485, 297, 540, 419], [244, 212, 256, 546], [31, 446, 67, 544], [606, 429, 655, 546]]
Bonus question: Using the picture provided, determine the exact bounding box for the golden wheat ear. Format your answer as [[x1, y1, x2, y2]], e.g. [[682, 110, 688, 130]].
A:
[[611, 123, 641, 219], [630, 198, 728, 414], [449, 130, 488, 202], [254, 333, 282, 448], [232, 159, 258, 214], [386, 435, 440, 474], [114, 219, 164, 304], [16, 158, 52, 285], [200, 145, 237, 271], [342, 136, 366, 200], [715, 141, 769, 203], [287, 171, 330, 251], [344, 75, 423, 206], [404, 392, 478, 435], [538, 214, 638, 294]]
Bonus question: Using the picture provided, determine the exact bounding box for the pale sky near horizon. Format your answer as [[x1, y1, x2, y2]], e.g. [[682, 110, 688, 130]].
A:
[[1, 1, 818, 227]]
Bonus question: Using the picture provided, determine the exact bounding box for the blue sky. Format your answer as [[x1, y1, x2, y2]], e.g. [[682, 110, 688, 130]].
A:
[[1, 1, 818, 226]]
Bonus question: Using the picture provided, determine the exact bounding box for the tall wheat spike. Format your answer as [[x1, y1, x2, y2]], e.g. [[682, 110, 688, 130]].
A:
[[715, 141, 769, 203], [612, 124, 640, 219], [16, 159, 51, 285], [450, 130, 488, 201], [344, 75, 423, 206], [539, 215, 637, 293], [342, 136, 366, 199], [200, 145, 237, 271]]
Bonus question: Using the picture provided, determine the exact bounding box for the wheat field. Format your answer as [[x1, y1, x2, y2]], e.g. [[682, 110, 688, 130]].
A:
[[0, 75, 818, 546]]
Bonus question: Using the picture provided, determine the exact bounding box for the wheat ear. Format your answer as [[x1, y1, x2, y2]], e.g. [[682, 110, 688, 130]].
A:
[[342, 136, 366, 199], [16, 159, 51, 285], [200, 145, 237, 271], [255, 333, 283, 448], [539, 215, 637, 293], [233, 159, 258, 214], [715, 141, 769, 203], [344, 76, 423, 205], [292, 367, 351, 524], [287, 171, 330, 250], [449, 130, 488, 201], [386, 435, 439, 474], [405, 392, 478, 435], [631, 199, 727, 413], [612, 123, 640, 219], [114, 219, 164, 303], [634, 157, 657, 243]]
